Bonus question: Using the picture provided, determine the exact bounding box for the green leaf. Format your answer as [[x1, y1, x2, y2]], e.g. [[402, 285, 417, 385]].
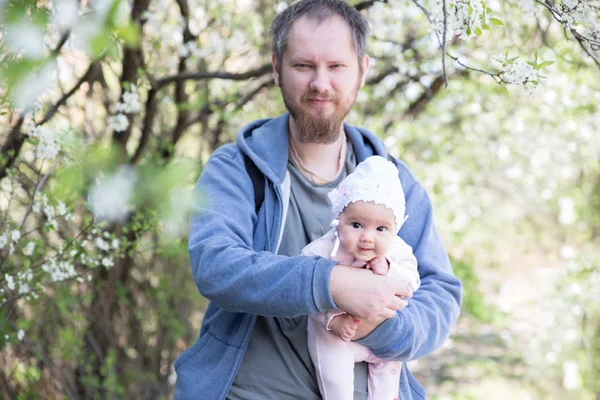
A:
[[536, 61, 555, 70], [482, 24, 491, 30], [475, 27, 483, 36], [117, 22, 141, 48], [490, 18, 504, 26]]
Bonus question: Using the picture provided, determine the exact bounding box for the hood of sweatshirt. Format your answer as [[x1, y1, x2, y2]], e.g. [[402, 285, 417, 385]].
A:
[[235, 112, 389, 186]]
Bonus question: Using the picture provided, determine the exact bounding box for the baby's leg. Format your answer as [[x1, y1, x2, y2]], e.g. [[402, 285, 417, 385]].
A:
[[307, 315, 356, 400], [328, 314, 359, 342], [366, 359, 402, 400]]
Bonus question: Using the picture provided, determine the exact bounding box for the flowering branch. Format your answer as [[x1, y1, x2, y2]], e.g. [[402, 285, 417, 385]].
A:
[[534, 0, 600, 69], [446, 53, 504, 83]]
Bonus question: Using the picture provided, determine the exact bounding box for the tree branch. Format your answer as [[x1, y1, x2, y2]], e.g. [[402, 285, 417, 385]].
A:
[[156, 63, 272, 87], [112, 0, 151, 151], [0, 116, 25, 180], [354, 0, 388, 11], [130, 87, 157, 164], [181, 79, 273, 133], [383, 70, 468, 130], [41, 62, 100, 125], [442, 0, 448, 88], [159, 0, 196, 161], [446, 53, 503, 83]]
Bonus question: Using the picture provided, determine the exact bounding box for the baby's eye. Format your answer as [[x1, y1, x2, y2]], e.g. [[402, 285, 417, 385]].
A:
[[376, 226, 386, 232], [352, 222, 361, 229]]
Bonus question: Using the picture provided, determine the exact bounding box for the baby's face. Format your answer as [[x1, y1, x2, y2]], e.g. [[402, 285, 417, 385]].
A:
[[336, 201, 396, 262]]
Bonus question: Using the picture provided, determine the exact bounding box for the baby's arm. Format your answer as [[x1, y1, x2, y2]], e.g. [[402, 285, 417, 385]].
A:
[[328, 314, 360, 342], [366, 256, 390, 276]]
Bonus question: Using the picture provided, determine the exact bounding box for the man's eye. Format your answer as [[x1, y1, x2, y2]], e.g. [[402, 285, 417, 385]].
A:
[[377, 226, 386, 232], [296, 64, 311, 69], [352, 222, 361, 229]]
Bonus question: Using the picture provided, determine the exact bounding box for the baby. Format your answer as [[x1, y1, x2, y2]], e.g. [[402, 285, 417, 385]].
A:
[[302, 155, 420, 400]]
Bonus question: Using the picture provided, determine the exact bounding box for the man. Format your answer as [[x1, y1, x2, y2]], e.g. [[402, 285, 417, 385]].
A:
[[174, 0, 462, 399]]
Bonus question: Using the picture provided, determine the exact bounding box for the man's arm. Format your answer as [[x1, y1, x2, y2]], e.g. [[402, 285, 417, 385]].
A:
[[190, 148, 338, 317]]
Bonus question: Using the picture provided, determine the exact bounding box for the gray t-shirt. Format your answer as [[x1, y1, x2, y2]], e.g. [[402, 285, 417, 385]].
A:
[[227, 140, 368, 400]]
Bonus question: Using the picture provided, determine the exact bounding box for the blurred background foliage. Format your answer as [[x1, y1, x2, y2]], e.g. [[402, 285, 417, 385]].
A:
[[0, 0, 599, 399]]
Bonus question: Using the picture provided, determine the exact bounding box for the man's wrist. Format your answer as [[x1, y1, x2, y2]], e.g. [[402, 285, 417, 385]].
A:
[[352, 317, 386, 340]]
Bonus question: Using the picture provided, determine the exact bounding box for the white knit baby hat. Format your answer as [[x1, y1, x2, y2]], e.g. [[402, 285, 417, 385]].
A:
[[327, 155, 408, 256]]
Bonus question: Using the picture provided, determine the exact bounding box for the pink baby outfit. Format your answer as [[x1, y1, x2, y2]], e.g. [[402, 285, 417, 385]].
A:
[[302, 230, 420, 400]]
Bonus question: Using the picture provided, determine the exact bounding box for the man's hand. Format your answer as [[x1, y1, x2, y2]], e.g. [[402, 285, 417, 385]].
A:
[[366, 256, 390, 276], [330, 265, 412, 321]]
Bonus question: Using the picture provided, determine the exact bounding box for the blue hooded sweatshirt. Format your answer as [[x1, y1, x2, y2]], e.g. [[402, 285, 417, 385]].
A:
[[174, 113, 462, 399]]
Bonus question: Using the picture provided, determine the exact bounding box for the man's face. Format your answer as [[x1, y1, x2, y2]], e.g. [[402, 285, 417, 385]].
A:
[[337, 201, 396, 262], [273, 15, 370, 144]]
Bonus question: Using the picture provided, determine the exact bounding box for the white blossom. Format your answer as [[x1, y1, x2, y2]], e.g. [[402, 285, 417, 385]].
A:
[[57, 201, 68, 216], [4, 20, 46, 58], [88, 166, 137, 222], [111, 239, 120, 249], [17, 330, 24, 341], [502, 58, 542, 85], [108, 114, 130, 132], [23, 242, 36, 256], [562, 361, 582, 390], [95, 237, 110, 251], [12, 61, 58, 111], [5, 274, 15, 290], [42, 259, 77, 282], [0, 235, 7, 249], [102, 257, 114, 268], [52, 0, 79, 31], [11, 230, 21, 242], [558, 197, 576, 225], [29, 125, 61, 159], [518, 0, 541, 16], [115, 84, 141, 114]]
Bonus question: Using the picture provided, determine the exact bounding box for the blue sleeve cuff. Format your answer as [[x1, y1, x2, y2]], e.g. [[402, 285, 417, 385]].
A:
[[355, 313, 405, 354], [312, 258, 338, 313]]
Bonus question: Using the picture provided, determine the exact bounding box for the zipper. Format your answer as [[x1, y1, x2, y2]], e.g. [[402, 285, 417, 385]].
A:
[[219, 181, 284, 399]]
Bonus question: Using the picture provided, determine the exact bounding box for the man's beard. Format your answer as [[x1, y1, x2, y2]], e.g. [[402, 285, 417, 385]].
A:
[[281, 77, 360, 145]]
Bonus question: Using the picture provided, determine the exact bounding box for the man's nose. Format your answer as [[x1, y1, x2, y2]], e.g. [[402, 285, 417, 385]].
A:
[[309, 67, 330, 93]]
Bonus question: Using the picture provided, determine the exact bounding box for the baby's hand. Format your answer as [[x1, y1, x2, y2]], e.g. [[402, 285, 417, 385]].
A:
[[328, 314, 360, 342], [367, 256, 390, 276]]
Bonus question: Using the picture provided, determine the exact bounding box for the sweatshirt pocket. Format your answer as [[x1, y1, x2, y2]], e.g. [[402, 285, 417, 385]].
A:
[[174, 332, 240, 400]]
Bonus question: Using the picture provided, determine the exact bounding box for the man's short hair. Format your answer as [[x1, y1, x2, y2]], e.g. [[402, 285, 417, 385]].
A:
[[269, 0, 370, 66]]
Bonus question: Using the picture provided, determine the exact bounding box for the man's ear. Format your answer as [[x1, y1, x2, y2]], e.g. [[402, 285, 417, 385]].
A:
[[272, 54, 280, 86], [359, 55, 370, 88]]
